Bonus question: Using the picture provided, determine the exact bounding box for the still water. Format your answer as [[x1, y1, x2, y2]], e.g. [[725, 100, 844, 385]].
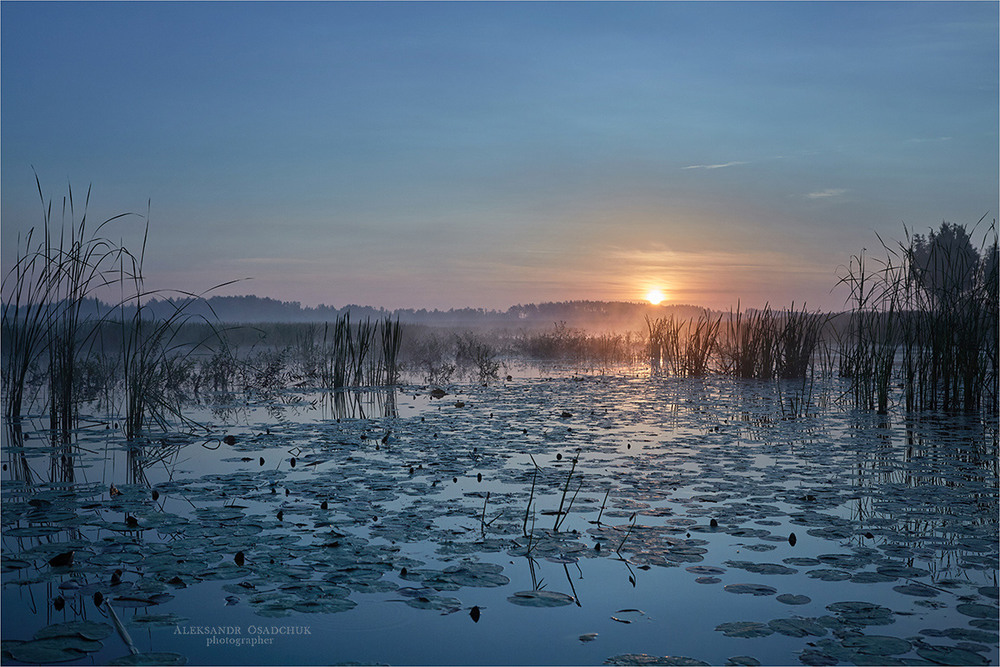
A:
[[2, 373, 997, 665]]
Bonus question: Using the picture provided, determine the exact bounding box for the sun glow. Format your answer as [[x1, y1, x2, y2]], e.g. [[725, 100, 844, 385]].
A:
[[645, 289, 666, 305]]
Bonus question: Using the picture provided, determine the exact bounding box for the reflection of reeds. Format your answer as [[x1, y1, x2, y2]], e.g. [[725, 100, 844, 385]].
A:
[[3, 424, 35, 484]]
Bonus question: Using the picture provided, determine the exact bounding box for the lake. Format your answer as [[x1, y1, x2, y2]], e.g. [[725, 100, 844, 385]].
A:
[[2, 370, 997, 665]]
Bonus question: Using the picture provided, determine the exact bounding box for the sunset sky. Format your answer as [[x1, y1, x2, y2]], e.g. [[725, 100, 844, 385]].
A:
[[2, 2, 997, 312]]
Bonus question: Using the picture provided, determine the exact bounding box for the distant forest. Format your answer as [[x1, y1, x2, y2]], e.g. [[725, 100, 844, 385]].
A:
[[65, 295, 719, 330]]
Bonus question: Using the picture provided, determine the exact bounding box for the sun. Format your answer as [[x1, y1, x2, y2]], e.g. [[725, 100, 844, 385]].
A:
[[645, 289, 666, 305]]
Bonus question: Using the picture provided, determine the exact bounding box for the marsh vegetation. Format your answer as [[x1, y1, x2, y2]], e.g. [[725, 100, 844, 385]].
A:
[[1, 188, 997, 666]]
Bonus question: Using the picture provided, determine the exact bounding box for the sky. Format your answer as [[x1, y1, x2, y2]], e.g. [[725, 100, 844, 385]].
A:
[[2, 1, 997, 313]]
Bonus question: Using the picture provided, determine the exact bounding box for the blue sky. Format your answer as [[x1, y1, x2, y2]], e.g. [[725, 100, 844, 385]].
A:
[[2, 1, 997, 311]]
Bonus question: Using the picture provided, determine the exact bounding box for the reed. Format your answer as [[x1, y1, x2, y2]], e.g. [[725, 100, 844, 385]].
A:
[[673, 310, 722, 377], [117, 218, 233, 439], [839, 220, 997, 414], [777, 304, 828, 380], [1, 179, 134, 439], [645, 315, 667, 372], [523, 456, 539, 538], [720, 302, 777, 379], [321, 313, 403, 389], [455, 331, 501, 384], [2, 227, 56, 423], [552, 456, 579, 531], [379, 316, 402, 385]]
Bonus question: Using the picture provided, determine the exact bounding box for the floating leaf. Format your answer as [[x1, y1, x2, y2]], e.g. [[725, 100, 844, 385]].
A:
[[715, 622, 774, 638], [767, 618, 827, 638], [797, 649, 838, 666], [841, 635, 910, 656], [9, 637, 102, 663], [806, 569, 852, 582], [915, 645, 989, 665], [402, 595, 462, 612], [825, 601, 894, 626], [723, 583, 777, 596], [892, 583, 938, 597], [956, 603, 999, 619], [776, 594, 811, 605], [129, 614, 189, 628], [507, 590, 575, 607], [35, 621, 113, 641]]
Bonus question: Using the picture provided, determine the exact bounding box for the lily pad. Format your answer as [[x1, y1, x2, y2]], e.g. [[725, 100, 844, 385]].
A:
[[421, 562, 509, 589], [892, 583, 938, 597], [9, 637, 103, 663], [129, 614, 190, 628], [767, 618, 827, 638], [507, 590, 576, 607], [776, 594, 811, 605], [34, 620, 113, 641], [841, 635, 911, 655], [956, 603, 999, 619], [826, 601, 894, 626], [915, 645, 990, 665], [807, 569, 852, 581], [716, 621, 774, 638], [401, 594, 462, 612], [920, 627, 1000, 643], [723, 583, 777, 596]]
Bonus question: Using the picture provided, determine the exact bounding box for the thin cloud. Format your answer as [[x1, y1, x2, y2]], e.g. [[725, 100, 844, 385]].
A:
[[682, 161, 749, 170], [804, 188, 847, 200]]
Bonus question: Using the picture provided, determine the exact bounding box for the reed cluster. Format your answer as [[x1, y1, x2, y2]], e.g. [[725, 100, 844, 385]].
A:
[[2, 181, 129, 439], [646, 310, 722, 377], [719, 303, 828, 380], [320, 314, 402, 388], [2, 180, 229, 440], [522, 322, 643, 367], [838, 220, 997, 414]]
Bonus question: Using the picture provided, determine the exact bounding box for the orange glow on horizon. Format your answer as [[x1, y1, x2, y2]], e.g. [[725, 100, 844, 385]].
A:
[[645, 288, 666, 305]]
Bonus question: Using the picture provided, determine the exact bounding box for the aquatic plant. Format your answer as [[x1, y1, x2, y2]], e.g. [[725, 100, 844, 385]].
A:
[[1, 179, 134, 438], [552, 455, 581, 532], [720, 302, 778, 380], [115, 212, 235, 439], [379, 316, 402, 385], [320, 314, 402, 389], [455, 331, 501, 384], [838, 219, 997, 413]]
